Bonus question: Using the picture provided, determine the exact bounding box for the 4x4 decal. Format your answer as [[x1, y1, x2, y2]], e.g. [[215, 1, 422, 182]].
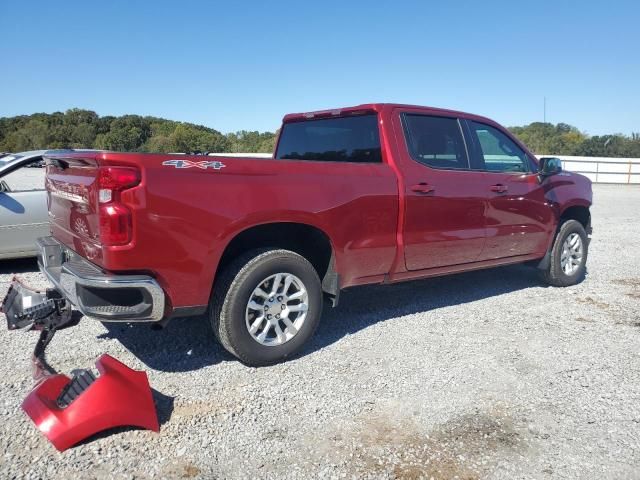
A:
[[162, 159, 226, 170]]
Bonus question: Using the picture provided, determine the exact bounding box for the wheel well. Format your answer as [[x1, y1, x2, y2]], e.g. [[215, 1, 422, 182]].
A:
[[560, 205, 591, 230], [216, 222, 334, 290]]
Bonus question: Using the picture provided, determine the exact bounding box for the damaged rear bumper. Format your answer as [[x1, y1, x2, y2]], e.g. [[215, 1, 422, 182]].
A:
[[23, 354, 159, 452], [1, 278, 161, 452], [37, 237, 165, 322]]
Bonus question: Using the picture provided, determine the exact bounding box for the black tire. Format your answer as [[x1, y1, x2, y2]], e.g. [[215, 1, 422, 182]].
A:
[[539, 219, 588, 287], [210, 249, 323, 367]]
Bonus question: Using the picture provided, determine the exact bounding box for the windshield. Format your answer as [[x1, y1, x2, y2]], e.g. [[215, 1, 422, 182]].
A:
[[0, 154, 22, 166]]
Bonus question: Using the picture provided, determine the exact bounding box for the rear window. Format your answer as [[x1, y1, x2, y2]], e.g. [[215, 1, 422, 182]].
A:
[[275, 114, 382, 163]]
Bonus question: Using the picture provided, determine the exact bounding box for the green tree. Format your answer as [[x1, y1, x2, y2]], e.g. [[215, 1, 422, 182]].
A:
[[2, 118, 52, 150], [227, 130, 277, 153], [95, 115, 151, 151]]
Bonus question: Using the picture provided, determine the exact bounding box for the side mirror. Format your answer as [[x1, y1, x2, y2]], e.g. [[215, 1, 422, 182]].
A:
[[539, 157, 563, 177], [0, 180, 10, 193]]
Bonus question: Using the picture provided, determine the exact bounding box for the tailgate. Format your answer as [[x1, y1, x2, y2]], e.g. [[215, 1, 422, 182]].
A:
[[46, 153, 102, 261], [45, 152, 142, 265]]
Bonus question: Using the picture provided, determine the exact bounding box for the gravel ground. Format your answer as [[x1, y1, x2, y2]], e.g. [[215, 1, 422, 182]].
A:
[[0, 184, 639, 479]]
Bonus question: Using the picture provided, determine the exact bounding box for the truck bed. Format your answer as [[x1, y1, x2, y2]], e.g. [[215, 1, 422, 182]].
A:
[[45, 151, 399, 310]]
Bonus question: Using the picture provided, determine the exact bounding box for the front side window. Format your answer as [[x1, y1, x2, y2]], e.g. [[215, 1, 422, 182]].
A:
[[469, 121, 530, 173], [275, 114, 381, 163], [402, 114, 469, 170]]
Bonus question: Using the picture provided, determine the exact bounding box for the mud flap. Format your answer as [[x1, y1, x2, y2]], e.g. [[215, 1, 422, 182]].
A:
[[1, 277, 160, 451]]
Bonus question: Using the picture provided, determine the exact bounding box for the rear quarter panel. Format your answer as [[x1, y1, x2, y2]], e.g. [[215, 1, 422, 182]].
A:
[[85, 153, 399, 308]]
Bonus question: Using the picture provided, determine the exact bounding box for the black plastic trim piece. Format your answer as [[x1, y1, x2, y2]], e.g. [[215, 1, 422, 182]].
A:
[[169, 305, 208, 319], [321, 254, 341, 307], [536, 250, 552, 270], [57, 370, 97, 408]]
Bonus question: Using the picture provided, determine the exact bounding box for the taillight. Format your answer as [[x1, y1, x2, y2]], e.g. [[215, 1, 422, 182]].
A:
[[97, 167, 140, 246], [100, 204, 132, 245], [98, 167, 140, 203]]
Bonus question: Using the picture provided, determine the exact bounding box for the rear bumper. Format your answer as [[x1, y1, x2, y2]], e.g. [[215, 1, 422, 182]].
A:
[[37, 237, 165, 322]]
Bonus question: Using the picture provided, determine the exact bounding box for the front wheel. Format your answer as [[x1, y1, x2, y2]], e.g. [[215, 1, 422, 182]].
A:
[[210, 249, 323, 366], [539, 219, 588, 287]]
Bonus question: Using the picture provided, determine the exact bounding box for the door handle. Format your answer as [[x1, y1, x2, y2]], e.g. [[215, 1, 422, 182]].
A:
[[490, 184, 508, 194], [410, 183, 435, 194]]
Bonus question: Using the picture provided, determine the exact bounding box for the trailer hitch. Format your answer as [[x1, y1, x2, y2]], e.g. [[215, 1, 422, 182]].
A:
[[1, 277, 159, 451]]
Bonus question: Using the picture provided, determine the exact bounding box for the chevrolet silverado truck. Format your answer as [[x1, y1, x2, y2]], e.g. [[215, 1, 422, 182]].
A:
[[7, 104, 593, 366]]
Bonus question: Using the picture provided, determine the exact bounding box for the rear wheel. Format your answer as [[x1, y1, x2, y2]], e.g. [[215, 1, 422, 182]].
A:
[[539, 219, 588, 287], [210, 249, 322, 366]]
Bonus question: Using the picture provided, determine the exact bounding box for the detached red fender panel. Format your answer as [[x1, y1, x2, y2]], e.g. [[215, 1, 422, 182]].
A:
[[22, 354, 159, 451]]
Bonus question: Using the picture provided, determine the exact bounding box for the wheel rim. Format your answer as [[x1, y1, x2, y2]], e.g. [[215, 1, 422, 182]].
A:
[[560, 232, 583, 275], [245, 273, 309, 347]]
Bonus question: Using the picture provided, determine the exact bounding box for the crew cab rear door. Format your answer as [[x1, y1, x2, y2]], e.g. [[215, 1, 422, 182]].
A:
[[462, 119, 553, 260], [392, 109, 486, 270]]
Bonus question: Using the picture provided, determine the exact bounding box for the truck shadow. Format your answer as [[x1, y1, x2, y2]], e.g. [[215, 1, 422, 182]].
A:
[[0, 257, 39, 274], [305, 264, 546, 358], [98, 315, 226, 372], [100, 264, 546, 372]]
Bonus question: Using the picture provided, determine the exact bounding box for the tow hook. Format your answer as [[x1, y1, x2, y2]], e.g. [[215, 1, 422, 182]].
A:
[[1, 277, 160, 451]]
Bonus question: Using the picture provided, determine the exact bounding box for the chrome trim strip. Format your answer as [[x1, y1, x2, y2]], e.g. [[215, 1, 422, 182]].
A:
[[49, 189, 89, 205], [0, 222, 50, 230]]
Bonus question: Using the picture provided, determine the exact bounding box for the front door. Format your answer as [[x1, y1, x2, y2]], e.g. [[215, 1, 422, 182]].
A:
[[394, 112, 487, 271], [464, 120, 553, 260]]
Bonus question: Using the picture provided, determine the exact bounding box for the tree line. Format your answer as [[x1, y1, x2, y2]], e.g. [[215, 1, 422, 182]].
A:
[[0, 109, 276, 154], [509, 122, 640, 158], [1, 108, 639, 157]]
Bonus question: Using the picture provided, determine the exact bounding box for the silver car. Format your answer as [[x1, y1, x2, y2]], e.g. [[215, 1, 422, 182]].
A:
[[0, 151, 50, 259]]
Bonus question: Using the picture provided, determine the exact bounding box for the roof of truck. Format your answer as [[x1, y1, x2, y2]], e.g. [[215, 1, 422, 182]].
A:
[[282, 103, 495, 125]]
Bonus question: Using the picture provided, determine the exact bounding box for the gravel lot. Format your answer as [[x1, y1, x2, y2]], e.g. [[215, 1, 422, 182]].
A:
[[1, 184, 639, 479]]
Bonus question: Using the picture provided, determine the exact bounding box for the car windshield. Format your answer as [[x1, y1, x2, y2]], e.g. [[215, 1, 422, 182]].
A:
[[0, 154, 22, 166]]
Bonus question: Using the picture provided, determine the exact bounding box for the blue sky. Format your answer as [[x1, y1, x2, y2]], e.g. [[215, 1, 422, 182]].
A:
[[1, 0, 638, 135]]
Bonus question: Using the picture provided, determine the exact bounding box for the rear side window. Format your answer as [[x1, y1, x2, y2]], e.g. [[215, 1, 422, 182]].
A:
[[275, 114, 381, 163], [469, 121, 530, 173], [402, 114, 469, 170]]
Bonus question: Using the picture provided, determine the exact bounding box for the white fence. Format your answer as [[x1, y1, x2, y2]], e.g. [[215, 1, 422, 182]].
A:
[[536, 155, 640, 184]]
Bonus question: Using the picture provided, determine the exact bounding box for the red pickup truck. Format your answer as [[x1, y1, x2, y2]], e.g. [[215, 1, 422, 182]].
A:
[[28, 104, 592, 366]]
